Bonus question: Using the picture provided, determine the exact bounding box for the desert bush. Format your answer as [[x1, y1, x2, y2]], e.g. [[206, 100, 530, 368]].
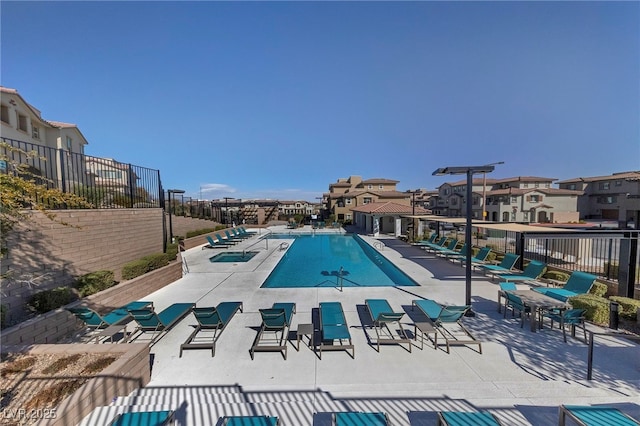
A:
[[543, 270, 569, 281], [75, 270, 116, 297], [186, 228, 217, 238], [589, 281, 608, 297], [609, 296, 640, 320], [28, 287, 76, 314], [121, 253, 171, 280], [569, 294, 609, 325]]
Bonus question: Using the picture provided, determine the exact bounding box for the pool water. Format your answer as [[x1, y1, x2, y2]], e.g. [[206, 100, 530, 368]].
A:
[[210, 251, 258, 263], [261, 234, 417, 288]]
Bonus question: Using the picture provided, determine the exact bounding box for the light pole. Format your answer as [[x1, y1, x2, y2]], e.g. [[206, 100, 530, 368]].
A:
[[433, 163, 502, 311], [167, 189, 185, 244]]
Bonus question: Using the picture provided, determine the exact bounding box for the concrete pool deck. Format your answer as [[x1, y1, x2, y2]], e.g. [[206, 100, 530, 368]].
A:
[[79, 226, 640, 425]]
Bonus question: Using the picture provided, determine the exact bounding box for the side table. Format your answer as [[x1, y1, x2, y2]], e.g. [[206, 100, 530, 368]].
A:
[[414, 321, 437, 350], [296, 323, 314, 351]]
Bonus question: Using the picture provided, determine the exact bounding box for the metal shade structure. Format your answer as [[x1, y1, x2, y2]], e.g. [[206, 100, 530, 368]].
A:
[[432, 163, 503, 310]]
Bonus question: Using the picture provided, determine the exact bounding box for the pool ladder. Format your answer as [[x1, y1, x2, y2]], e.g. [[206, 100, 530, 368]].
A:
[[373, 241, 385, 251]]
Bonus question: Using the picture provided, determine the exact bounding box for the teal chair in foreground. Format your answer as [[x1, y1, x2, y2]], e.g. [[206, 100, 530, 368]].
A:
[[365, 299, 411, 352], [542, 308, 587, 343], [220, 415, 279, 426], [67, 300, 152, 330], [534, 271, 597, 302], [503, 291, 531, 328], [319, 302, 354, 359], [559, 405, 640, 426], [334, 411, 389, 425], [412, 299, 482, 353], [250, 302, 296, 360], [109, 410, 174, 425], [497, 282, 517, 313], [128, 302, 195, 344], [437, 411, 504, 425], [180, 301, 243, 357]]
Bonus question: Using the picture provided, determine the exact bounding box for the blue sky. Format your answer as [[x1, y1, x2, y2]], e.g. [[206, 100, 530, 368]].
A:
[[2, 1, 638, 201]]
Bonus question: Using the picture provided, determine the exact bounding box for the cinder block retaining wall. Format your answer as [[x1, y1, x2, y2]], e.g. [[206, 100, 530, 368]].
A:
[[0, 261, 182, 347], [2, 343, 150, 426]]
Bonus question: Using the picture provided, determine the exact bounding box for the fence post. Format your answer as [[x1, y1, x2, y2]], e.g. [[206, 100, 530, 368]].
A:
[[58, 149, 67, 193], [617, 231, 638, 298]]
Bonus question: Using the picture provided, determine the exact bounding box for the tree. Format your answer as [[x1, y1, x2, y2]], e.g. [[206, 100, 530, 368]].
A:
[[0, 142, 93, 257]]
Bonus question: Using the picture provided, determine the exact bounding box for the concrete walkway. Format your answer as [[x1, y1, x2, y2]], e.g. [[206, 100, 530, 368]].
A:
[[79, 226, 640, 425]]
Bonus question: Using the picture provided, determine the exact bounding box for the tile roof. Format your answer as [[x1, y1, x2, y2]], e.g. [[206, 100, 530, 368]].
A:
[[350, 201, 429, 214], [556, 171, 640, 183]]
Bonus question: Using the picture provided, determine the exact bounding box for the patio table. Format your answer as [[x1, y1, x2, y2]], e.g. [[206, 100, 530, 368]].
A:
[[507, 290, 569, 332]]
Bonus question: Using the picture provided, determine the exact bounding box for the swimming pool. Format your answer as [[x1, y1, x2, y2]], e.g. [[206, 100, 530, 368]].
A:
[[261, 234, 418, 288]]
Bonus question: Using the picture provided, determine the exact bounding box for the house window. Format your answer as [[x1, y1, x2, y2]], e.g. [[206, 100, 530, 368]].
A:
[[511, 211, 517, 221], [523, 183, 529, 188], [17, 113, 28, 132], [473, 196, 479, 205], [599, 182, 610, 190], [0, 105, 9, 123], [528, 194, 542, 203], [346, 214, 351, 220], [451, 198, 458, 206], [66, 136, 73, 151], [535, 182, 539, 188], [615, 180, 622, 186], [511, 196, 517, 204], [32, 126, 40, 140], [367, 184, 372, 189], [597, 196, 616, 204], [568, 184, 576, 190], [363, 197, 372, 204], [345, 198, 352, 205], [523, 211, 529, 222]]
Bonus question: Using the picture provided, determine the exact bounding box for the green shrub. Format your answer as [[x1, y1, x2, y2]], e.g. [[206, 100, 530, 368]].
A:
[[543, 270, 569, 281], [609, 296, 640, 320], [121, 259, 149, 281], [121, 253, 171, 280], [569, 294, 610, 325], [589, 281, 608, 298], [186, 228, 217, 238], [74, 270, 116, 297], [166, 242, 179, 259], [29, 287, 76, 314]]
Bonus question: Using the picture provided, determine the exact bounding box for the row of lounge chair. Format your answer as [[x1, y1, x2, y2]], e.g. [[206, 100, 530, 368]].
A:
[[106, 404, 640, 425], [203, 227, 257, 249], [69, 297, 481, 356]]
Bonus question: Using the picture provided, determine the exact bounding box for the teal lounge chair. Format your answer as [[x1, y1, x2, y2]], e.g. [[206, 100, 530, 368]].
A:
[[421, 237, 448, 252], [503, 291, 532, 328], [319, 302, 354, 359], [239, 226, 257, 236], [497, 282, 517, 313], [437, 242, 468, 259], [224, 230, 244, 242], [67, 301, 153, 330], [231, 228, 250, 240], [215, 232, 238, 245], [559, 405, 640, 426], [220, 416, 279, 426], [533, 271, 597, 302], [128, 303, 195, 344], [334, 412, 389, 426], [453, 246, 491, 266], [250, 302, 296, 360], [412, 299, 482, 353], [412, 234, 437, 246], [204, 235, 232, 249], [431, 239, 459, 255], [437, 411, 503, 426], [480, 253, 520, 276], [109, 410, 174, 426], [365, 299, 411, 352], [180, 301, 243, 357], [496, 260, 546, 283]]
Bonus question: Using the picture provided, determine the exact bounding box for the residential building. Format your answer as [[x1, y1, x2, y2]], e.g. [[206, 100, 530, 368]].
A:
[[326, 175, 411, 223], [1, 86, 89, 191], [279, 200, 316, 217], [433, 176, 582, 224], [557, 171, 640, 228], [351, 201, 430, 237]]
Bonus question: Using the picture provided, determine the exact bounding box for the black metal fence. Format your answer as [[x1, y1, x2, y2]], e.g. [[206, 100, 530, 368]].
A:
[[1, 137, 161, 209], [479, 228, 639, 297]]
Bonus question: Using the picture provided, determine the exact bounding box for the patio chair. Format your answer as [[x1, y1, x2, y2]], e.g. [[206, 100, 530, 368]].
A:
[[542, 308, 587, 343], [250, 302, 296, 360], [318, 302, 355, 359], [231, 228, 250, 240], [497, 282, 517, 313], [453, 246, 492, 266], [239, 226, 257, 236], [67, 300, 153, 330], [180, 301, 243, 357], [559, 404, 640, 426], [479, 253, 520, 276], [365, 299, 411, 352], [430, 239, 459, 255], [533, 271, 597, 302], [224, 230, 244, 242], [109, 410, 174, 425], [219, 415, 279, 425], [503, 291, 532, 328], [412, 234, 437, 246], [203, 235, 232, 249], [334, 412, 389, 425], [411, 299, 482, 353], [216, 232, 238, 245], [437, 242, 468, 259], [128, 302, 195, 345], [420, 236, 448, 252], [437, 411, 503, 426], [496, 260, 546, 283]]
